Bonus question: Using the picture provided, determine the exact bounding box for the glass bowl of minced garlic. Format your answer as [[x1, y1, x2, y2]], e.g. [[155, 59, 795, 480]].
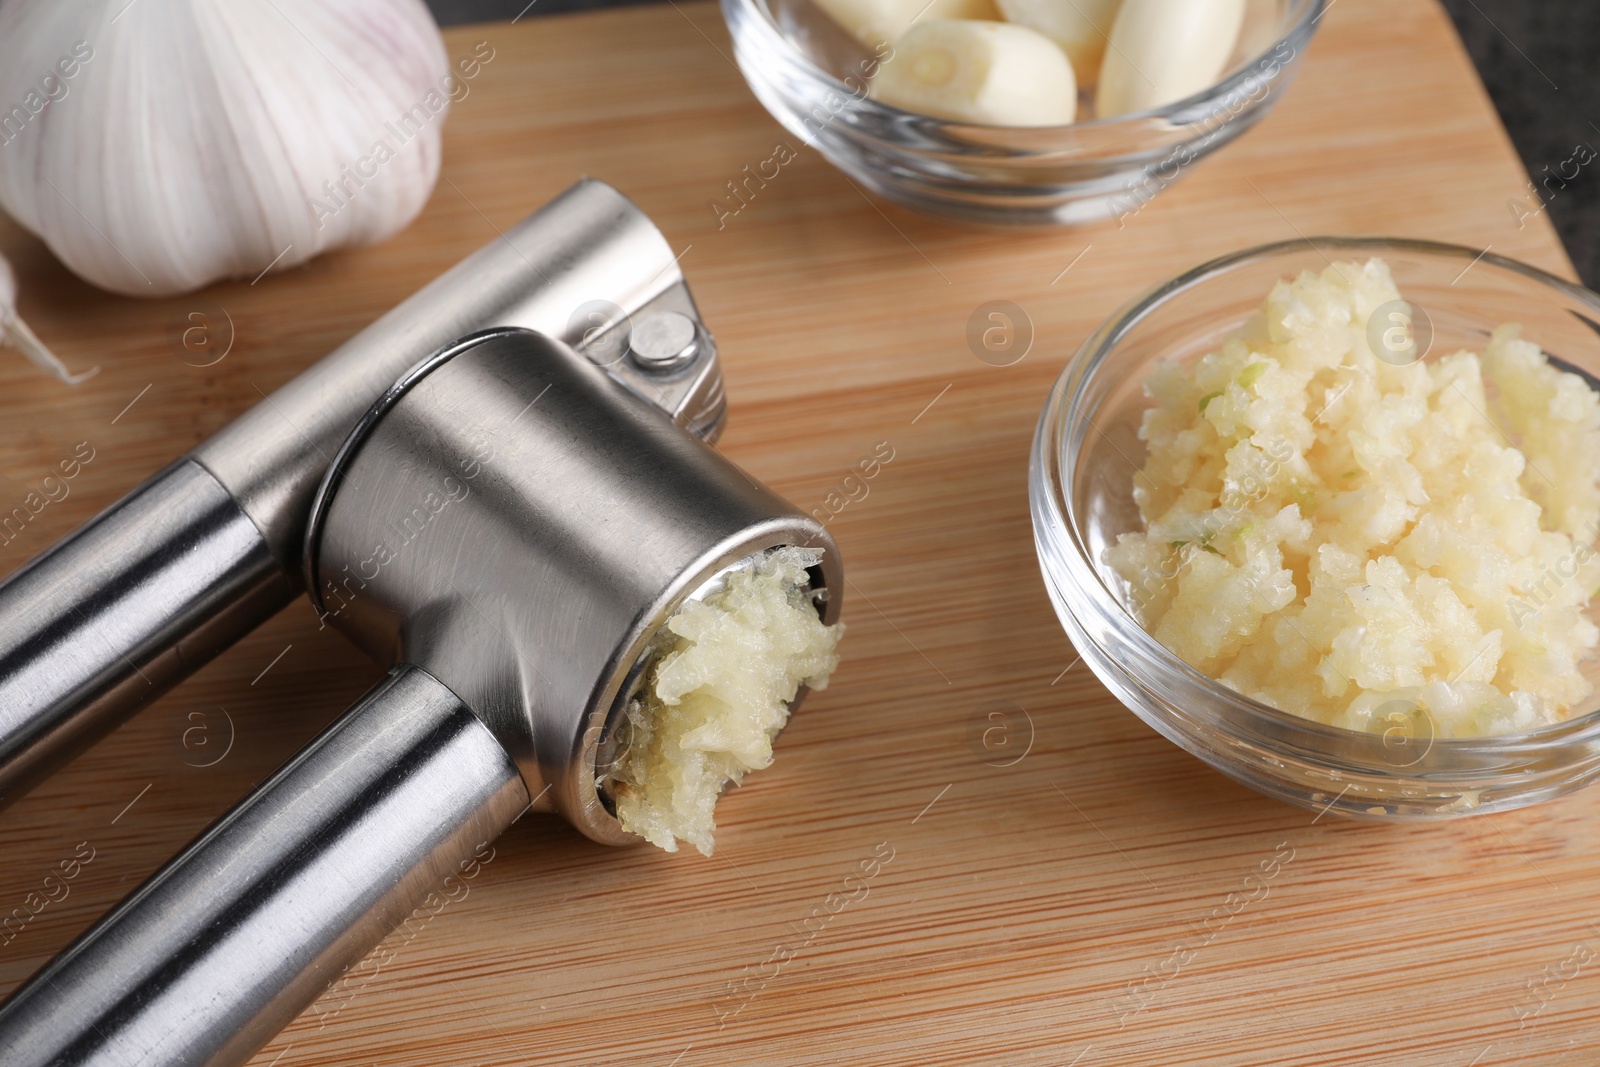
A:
[[1032, 237, 1600, 819]]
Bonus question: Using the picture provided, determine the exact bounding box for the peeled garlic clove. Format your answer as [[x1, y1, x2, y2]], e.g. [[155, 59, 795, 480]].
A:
[[995, 0, 1121, 88], [871, 20, 1077, 127], [0, 0, 451, 297], [814, 0, 999, 52], [1095, 0, 1246, 118], [0, 251, 97, 384]]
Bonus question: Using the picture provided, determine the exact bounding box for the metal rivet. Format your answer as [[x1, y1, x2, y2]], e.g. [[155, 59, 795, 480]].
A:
[[628, 311, 700, 372]]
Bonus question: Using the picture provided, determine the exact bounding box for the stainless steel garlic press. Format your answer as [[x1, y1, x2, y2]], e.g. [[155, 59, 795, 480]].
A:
[[0, 241, 841, 1067]]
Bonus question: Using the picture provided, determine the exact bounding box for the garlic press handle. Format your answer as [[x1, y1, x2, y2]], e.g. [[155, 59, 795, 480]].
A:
[[0, 458, 291, 807], [0, 664, 529, 1067]]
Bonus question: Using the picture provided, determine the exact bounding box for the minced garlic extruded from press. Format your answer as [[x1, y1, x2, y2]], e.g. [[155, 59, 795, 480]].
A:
[[604, 547, 842, 856], [1105, 258, 1600, 737]]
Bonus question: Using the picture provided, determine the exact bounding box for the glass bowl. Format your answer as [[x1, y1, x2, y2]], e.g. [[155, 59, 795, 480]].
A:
[[1030, 237, 1600, 819], [719, 0, 1325, 224]]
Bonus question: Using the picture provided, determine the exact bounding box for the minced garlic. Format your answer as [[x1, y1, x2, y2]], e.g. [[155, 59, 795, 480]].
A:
[[603, 547, 842, 855], [1106, 258, 1600, 737]]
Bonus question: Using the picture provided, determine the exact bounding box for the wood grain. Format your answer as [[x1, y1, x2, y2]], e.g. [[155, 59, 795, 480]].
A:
[[0, 1, 1592, 1064]]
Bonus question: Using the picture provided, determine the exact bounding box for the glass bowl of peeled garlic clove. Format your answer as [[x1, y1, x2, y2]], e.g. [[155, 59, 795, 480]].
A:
[[720, 0, 1325, 224]]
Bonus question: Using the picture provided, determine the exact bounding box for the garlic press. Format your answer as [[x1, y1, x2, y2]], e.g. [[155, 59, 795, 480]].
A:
[[0, 319, 841, 1065]]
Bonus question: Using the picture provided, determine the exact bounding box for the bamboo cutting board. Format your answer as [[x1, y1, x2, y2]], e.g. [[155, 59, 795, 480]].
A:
[[0, 1, 1591, 1064]]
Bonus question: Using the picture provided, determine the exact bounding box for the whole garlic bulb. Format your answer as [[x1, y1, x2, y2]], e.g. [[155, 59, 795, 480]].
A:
[[0, 0, 451, 297]]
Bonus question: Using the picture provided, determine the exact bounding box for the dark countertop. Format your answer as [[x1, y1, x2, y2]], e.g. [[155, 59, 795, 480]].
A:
[[427, 0, 1600, 286], [1437, 0, 1600, 286]]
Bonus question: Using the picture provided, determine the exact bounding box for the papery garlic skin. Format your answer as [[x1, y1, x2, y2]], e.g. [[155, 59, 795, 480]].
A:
[[0, 0, 451, 297], [0, 253, 20, 327], [0, 249, 96, 383]]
